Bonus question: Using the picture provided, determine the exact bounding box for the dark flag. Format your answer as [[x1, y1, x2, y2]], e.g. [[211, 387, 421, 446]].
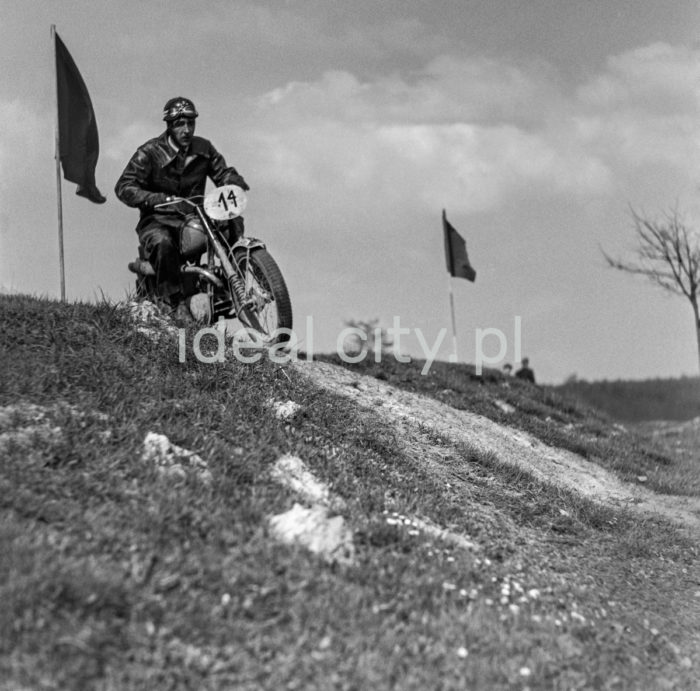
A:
[[55, 32, 106, 204], [443, 210, 476, 282]]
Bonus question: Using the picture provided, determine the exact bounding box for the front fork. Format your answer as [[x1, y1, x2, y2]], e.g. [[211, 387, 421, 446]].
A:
[[197, 208, 249, 315], [196, 208, 266, 319]]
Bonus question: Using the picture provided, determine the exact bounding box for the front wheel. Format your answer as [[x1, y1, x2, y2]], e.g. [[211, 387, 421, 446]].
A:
[[233, 248, 292, 345]]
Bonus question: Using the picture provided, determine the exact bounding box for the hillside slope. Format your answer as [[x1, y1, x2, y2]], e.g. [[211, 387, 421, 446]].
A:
[[1, 295, 699, 690], [296, 360, 700, 531]]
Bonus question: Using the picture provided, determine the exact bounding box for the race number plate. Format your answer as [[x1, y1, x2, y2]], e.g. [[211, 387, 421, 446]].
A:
[[204, 184, 248, 220]]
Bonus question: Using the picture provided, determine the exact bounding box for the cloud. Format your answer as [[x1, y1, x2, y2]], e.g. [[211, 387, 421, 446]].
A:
[[240, 59, 614, 223], [573, 43, 700, 181], [578, 43, 700, 115], [255, 55, 563, 126], [235, 42, 700, 227]]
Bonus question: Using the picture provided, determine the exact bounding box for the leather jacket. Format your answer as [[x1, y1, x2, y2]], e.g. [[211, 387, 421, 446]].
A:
[[115, 131, 247, 232]]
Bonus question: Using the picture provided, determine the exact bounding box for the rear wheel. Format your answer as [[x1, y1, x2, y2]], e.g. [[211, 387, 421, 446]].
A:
[[233, 248, 292, 345]]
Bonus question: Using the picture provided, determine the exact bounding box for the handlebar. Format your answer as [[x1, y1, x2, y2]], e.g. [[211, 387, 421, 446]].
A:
[[154, 194, 204, 209]]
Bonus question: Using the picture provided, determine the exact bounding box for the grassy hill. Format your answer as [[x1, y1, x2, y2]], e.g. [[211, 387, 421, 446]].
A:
[[1, 294, 699, 690], [552, 376, 700, 423]]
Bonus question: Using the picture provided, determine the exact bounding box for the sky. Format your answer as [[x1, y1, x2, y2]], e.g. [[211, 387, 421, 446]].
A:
[[2, 0, 700, 384]]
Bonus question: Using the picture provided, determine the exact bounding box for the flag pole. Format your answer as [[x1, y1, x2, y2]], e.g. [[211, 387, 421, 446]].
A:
[[447, 272, 458, 362], [51, 24, 66, 302], [442, 209, 458, 361]]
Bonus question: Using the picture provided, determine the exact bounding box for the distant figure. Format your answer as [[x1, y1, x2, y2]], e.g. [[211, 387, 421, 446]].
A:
[[502, 363, 513, 376], [515, 357, 536, 383]]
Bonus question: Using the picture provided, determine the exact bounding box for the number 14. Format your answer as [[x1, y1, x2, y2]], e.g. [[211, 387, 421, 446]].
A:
[[218, 188, 238, 211]]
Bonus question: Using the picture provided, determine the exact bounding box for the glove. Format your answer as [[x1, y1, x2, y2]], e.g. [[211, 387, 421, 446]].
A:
[[227, 172, 250, 191], [138, 192, 166, 211], [150, 192, 170, 208], [147, 192, 182, 214]]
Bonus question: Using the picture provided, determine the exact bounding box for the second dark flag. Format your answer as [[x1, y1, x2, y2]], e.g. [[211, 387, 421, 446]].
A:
[[443, 210, 476, 282]]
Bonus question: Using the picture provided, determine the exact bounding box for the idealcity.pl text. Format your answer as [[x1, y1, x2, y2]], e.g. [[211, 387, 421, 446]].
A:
[[178, 316, 522, 376]]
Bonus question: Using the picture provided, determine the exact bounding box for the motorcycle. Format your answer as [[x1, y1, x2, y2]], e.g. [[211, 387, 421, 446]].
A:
[[128, 184, 292, 345]]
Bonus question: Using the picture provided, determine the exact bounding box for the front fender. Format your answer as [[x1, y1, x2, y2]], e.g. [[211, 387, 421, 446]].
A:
[[231, 236, 266, 253]]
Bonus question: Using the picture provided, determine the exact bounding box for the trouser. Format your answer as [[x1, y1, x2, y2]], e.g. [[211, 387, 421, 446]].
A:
[[138, 222, 182, 305]]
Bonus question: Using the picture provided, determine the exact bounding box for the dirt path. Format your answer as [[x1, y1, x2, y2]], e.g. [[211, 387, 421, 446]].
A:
[[294, 360, 700, 532]]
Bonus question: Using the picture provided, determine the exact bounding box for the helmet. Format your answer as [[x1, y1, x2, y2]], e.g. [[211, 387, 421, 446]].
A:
[[163, 97, 198, 122], [179, 214, 207, 258]]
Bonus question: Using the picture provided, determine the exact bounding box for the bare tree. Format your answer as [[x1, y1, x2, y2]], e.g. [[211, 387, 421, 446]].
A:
[[343, 318, 394, 358], [602, 206, 700, 372]]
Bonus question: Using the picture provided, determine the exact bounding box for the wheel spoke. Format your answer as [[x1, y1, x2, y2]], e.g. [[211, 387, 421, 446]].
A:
[[231, 248, 292, 345]]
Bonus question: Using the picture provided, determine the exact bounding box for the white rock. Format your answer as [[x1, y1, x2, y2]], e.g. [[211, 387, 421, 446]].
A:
[[268, 399, 302, 421], [141, 432, 212, 484], [0, 424, 63, 454], [493, 399, 516, 414], [128, 300, 178, 337], [268, 503, 354, 565], [270, 454, 340, 507]]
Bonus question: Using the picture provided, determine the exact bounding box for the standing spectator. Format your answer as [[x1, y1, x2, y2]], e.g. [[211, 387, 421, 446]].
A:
[[515, 357, 536, 383]]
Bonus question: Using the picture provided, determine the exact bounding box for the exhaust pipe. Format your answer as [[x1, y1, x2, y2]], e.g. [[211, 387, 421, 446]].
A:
[[182, 265, 224, 288]]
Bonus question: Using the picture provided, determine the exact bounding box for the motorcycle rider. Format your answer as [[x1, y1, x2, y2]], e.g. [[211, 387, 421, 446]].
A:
[[115, 97, 249, 321]]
